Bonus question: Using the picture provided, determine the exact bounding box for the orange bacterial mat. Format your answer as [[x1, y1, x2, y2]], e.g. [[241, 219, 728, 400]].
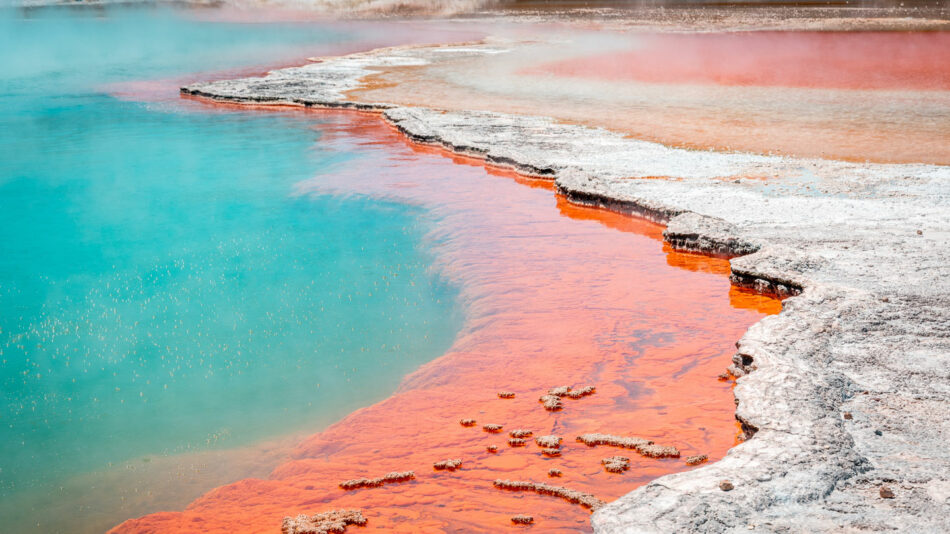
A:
[[533, 31, 950, 91], [112, 106, 779, 534]]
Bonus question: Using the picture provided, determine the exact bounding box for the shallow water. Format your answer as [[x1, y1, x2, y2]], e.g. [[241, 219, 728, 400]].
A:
[[115, 107, 779, 533], [2, 7, 781, 533], [0, 7, 463, 532]]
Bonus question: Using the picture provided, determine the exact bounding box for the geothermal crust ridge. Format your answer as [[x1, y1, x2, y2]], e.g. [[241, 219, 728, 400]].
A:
[[182, 42, 950, 533]]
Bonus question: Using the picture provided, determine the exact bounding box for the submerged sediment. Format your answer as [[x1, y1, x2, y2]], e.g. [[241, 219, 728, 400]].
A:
[[281, 509, 367, 534], [339, 471, 414, 490], [179, 41, 950, 533], [493, 479, 606, 511]]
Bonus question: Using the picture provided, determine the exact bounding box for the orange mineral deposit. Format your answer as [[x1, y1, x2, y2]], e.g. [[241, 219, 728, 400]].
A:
[[112, 107, 779, 533]]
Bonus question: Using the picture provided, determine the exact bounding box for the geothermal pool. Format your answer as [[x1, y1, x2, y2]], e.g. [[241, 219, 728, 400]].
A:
[[110, 107, 778, 533], [0, 7, 469, 532], [2, 6, 776, 533]]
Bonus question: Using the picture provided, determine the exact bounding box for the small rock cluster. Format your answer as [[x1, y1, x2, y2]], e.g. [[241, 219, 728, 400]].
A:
[[685, 454, 709, 465], [433, 459, 462, 471], [281, 509, 367, 534], [313, 383, 701, 527], [577, 433, 680, 458], [538, 385, 596, 411], [339, 471, 415, 490], [639, 443, 681, 458], [602, 456, 631, 473], [493, 479, 606, 511], [535, 435, 562, 448], [565, 386, 596, 399]]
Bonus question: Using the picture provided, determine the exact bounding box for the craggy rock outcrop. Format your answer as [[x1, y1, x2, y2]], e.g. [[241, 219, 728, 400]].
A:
[[663, 213, 760, 258], [281, 509, 366, 534], [493, 479, 606, 511], [509, 429, 533, 438], [183, 42, 950, 533]]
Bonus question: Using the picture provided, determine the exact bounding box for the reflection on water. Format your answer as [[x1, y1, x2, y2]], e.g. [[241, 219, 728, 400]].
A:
[[116, 108, 779, 533]]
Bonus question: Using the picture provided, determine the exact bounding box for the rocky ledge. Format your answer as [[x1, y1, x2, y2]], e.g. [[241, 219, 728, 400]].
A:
[[181, 44, 950, 532]]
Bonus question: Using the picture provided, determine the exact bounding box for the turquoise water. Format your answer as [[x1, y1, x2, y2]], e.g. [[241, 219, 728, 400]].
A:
[[0, 4, 460, 522]]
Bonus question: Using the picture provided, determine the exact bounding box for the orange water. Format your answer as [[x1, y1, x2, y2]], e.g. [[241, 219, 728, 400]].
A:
[[535, 31, 950, 91], [112, 108, 778, 533]]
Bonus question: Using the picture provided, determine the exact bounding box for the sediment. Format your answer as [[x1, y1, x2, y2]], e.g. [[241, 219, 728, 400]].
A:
[[538, 394, 563, 411], [534, 435, 563, 449], [602, 457, 630, 474], [180, 40, 950, 533], [433, 459, 463, 471], [685, 454, 708, 466], [281, 509, 366, 534], [577, 433, 679, 459], [511, 514, 534, 525], [338, 471, 414, 490], [576, 433, 652, 450], [493, 479, 607, 512]]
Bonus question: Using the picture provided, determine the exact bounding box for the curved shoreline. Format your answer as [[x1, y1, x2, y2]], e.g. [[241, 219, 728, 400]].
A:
[[113, 103, 771, 533], [177, 42, 950, 532]]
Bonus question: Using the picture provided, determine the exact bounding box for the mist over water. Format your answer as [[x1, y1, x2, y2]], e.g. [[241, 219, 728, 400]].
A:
[[0, 6, 460, 531]]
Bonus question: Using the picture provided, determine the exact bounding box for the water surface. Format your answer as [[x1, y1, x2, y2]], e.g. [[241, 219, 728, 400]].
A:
[[0, 7, 461, 532], [117, 108, 779, 534]]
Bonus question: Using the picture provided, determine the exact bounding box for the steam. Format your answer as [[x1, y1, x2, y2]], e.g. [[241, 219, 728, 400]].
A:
[[304, 0, 497, 16], [13, 0, 499, 17]]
